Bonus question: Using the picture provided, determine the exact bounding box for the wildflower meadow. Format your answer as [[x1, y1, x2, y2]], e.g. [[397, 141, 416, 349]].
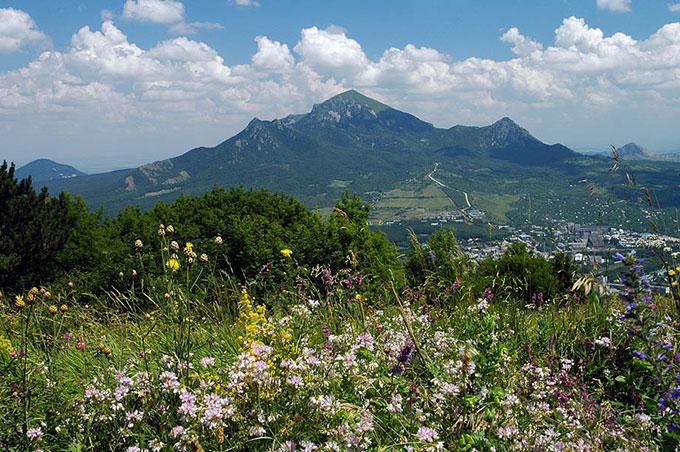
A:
[[0, 166, 679, 451]]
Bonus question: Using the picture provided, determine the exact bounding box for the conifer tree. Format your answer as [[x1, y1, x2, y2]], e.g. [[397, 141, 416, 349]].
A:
[[0, 161, 72, 291]]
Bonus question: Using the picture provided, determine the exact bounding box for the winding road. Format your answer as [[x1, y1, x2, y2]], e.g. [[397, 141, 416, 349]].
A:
[[428, 163, 471, 208]]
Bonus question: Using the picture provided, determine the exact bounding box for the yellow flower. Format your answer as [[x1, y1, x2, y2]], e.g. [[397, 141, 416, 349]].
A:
[[167, 258, 180, 272], [0, 335, 14, 357], [60, 304, 68, 312], [676, 266, 680, 273], [669, 269, 677, 277], [673, 281, 679, 287], [354, 293, 366, 303], [185, 242, 193, 249], [48, 305, 58, 315], [214, 236, 223, 245], [280, 248, 293, 258], [14, 295, 25, 309]]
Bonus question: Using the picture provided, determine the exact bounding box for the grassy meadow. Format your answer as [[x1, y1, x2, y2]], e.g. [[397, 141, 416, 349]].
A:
[[0, 163, 679, 451]]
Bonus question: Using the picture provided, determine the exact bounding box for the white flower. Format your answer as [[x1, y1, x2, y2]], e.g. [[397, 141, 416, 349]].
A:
[[594, 336, 612, 348]]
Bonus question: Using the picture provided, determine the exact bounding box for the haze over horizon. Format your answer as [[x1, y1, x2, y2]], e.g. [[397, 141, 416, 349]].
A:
[[2, 0, 680, 172]]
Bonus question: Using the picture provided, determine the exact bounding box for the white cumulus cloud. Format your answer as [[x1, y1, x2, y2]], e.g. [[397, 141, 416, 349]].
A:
[[596, 0, 632, 12], [294, 26, 370, 77], [252, 36, 294, 72], [0, 8, 48, 53], [3, 16, 680, 167], [122, 0, 185, 24], [233, 0, 260, 6]]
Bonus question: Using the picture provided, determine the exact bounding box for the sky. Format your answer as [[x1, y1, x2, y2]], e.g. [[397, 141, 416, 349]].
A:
[[1, 0, 680, 172]]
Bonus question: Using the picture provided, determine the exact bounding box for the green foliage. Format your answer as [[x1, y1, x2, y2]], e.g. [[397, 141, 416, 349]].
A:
[[476, 241, 577, 304], [41, 187, 402, 296], [406, 227, 467, 285], [0, 161, 73, 291]]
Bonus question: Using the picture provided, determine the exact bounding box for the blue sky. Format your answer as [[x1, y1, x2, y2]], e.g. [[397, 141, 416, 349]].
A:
[[1, 0, 680, 171], [3, 0, 677, 66]]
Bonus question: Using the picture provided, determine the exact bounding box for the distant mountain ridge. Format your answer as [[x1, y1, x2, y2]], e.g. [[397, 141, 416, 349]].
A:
[[16, 159, 85, 182], [617, 142, 651, 160], [43, 90, 680, 226]]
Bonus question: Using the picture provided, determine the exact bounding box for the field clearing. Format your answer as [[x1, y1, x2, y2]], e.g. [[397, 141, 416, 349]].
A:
[[371, 182, 454, 220], [472, 192, 521, 222]]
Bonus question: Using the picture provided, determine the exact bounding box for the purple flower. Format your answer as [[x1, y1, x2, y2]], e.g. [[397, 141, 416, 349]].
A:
[[632, 350, 649, 360], [658, 398, 667, 410], [659, 341, 673, 350], [614, 252, 625, 261], [321, 268, 333, 286], [668, 386, 680, 400], [321, 324, 331, 339], [483, 287, 494, 301], [391, 364, 405, 375], [396, 343, 414, 364]]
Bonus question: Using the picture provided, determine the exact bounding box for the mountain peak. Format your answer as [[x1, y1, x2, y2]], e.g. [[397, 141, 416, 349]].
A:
[[618, 142, 650, 159], [299, 89, 434, 133], [324, 89, 391, 112], [16, 159, 86, 182], [484, 116, 533, 147], [491, 117, 522, 129], [314, 89, 390, 113]]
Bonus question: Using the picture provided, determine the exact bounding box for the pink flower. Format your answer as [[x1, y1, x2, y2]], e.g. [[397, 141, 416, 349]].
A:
[[170, 425, 185, 438], [200, 356, 215, 368], [417, 426, 438, 442], [26, 427, 42, 440]]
